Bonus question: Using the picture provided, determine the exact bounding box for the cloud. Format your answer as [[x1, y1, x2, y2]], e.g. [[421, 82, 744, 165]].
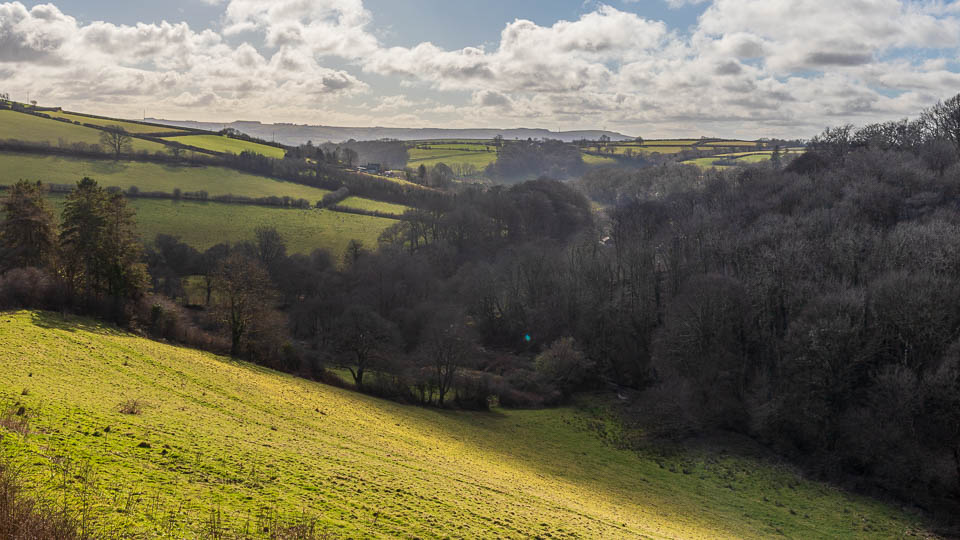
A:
[[2, 0, 960, 137], [0, 1, 368, 120]]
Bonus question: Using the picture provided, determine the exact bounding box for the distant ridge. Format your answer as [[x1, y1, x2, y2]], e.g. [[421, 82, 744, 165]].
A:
[[145, 119, 635, 144]]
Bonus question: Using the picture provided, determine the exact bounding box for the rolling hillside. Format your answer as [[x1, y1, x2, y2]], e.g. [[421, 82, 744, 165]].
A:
[[42, 195, 397, 256], [162, 134, 287, 158], [0, 110, 168, 153], [0, 151, 330, 202], [42, 110, 188, 134], [0, 311, 931, 539]]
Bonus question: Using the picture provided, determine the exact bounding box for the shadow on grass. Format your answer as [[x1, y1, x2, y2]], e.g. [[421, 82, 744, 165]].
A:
[[27, 311, 127, 337]]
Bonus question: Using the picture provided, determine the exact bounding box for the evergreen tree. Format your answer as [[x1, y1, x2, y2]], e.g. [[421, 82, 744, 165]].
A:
[[0, 180, 57, 271], [59, 177, 146, 306]]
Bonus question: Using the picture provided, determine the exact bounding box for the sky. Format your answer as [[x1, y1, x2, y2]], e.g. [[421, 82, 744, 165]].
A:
[[2, 0, 960, 138]]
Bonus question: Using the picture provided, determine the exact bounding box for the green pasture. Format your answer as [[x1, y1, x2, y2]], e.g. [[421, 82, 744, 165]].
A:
[[0, 311, 931, 538], [407, 146, 498, 169], [0, 152, 329, 202], [163, 135, 287, 159], [0, 110, 168, 153], [44, 195, 396, 257], [42, 110, 187, 134], [337, 196, 412, 216]]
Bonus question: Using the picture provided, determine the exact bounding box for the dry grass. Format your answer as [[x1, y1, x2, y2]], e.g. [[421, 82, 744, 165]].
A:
[[0, 457, 77, 539], [118, 399, 145, 415]]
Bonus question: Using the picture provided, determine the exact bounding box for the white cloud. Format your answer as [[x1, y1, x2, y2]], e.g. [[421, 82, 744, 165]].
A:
[[1, 0, 960, 137]]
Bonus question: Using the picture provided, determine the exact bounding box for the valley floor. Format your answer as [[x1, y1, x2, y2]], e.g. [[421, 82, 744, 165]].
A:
[[0, 311, 932, 538]]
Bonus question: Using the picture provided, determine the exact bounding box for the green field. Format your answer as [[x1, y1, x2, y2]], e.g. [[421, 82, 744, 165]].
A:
[[684, 149, 806, 169], [704, 141, 760, 147], [581, 152, 619, 165], [337, 196, 411, 216], [42, 110, 187, 134], [0, 311, 930, 538], [407, 146, 498, 169], [163, 134, 287, 159], [45, 196, 397, 256], [683, 157, 734, 170], [0, 152, 330, 201], [644, 139, 700, 145], [0, 110, 168, 153]]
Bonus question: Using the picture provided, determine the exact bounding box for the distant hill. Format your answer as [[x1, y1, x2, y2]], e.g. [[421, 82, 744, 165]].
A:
[[145, 119, 635, 144]]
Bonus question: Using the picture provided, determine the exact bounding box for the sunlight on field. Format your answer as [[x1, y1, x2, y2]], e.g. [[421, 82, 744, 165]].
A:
[[163, 134, 287, 159], [44, 196, 396, 257], [0, 312, 925, 539], [42, 111, 187, 134], [337, 196, 411, 216], [0, 110, 168, 153], [407, 146, 498, 169], [0, 152, 330, 201]]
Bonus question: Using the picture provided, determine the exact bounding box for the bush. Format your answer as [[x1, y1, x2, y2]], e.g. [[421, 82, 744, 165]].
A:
[[0, 458, 77, 539], [0, 268, 60, 310], [534, 337, 595, 396], [118, 399, 144, 415]]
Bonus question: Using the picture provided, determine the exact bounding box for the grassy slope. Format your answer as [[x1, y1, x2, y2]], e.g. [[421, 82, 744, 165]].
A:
[[0, 311, 928, 539], [0, 110, 168, 153], [86, 198, 394, 256], [0, 152, 330, 202], [337, 196, 411, 216], [41, 196, 396, 256], [42, 111, 187, 134], [581, 152, 619, 165], [407, 147, 498, 169], [164, 135, 287, 159]]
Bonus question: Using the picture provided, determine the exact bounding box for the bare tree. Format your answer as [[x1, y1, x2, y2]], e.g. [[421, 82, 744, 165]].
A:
[[420, 311, 471, 406], [333, 305, 398, 388], [99, 125, 132, 159], [922, 94, 960, 153], [213, 252, 275, 356]]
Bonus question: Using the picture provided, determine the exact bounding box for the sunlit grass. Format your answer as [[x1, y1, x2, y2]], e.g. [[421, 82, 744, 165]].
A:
[[0, 311, 930, 539], [0, 152, 330, 201], [42, 110, 187, 134], [45, 195, 397, 256], [0, 110, 168, 153], [337, 196, 411, 216], [581, 152, 619, 165], [406, 146, 498, 169], [163, 134, 287, 159]]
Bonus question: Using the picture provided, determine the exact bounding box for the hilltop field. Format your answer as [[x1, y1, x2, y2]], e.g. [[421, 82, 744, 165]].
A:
[[40, 195, 397, 255], [403, 138, 792, 173], [0, 110, 168, 153], [0, 311, 929, 539], [0, 152, 330, 202]]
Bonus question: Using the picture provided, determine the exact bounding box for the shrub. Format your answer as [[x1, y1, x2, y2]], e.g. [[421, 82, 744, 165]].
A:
[[534, 337, 595, 396], [0, 459, 77, 539], [0, 268, 59, 310], [118, 399, 144, 415]]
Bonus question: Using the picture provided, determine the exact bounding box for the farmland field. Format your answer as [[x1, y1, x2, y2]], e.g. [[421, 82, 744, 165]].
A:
[[581, 152, 619, 165], [0, 152, 330, 201], [703, 141, 759, 147], [644, 139, 700, 145], [163, 134, 287, 159], [0, 310, 930, 538], [0, 110, 169, 153], [45, 195, 397, 256], [42, 110, 188, 134], [683, 157, 734, 169], [337, 196, 411, 216], [407, 146, 498, 169]]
